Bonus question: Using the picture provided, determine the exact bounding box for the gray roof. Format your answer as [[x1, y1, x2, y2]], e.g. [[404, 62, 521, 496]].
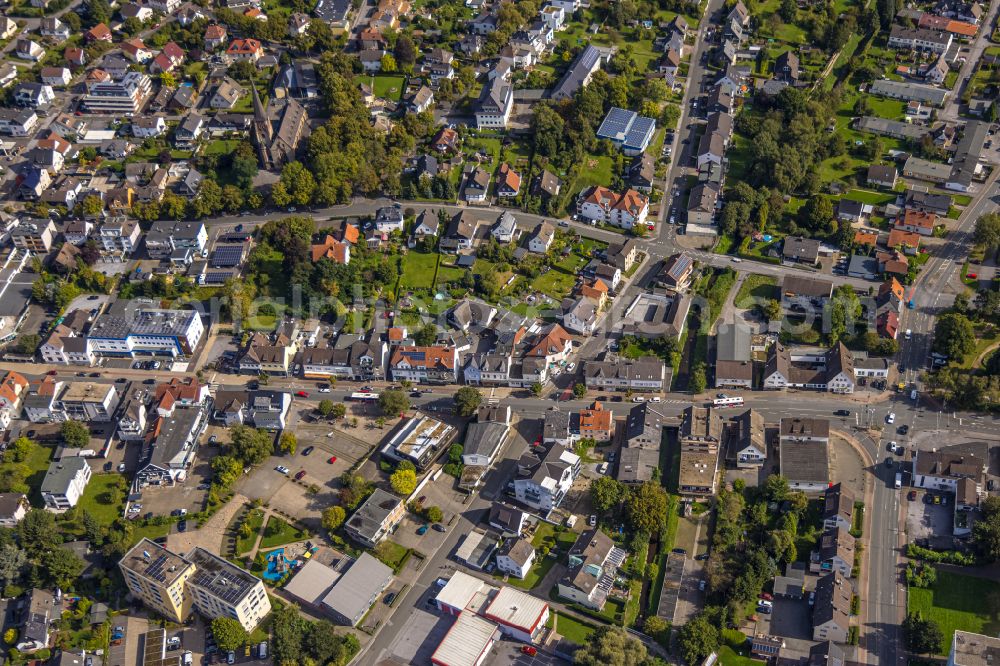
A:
[[551, 45, 602, 99], [716, 321, 751, 363], [463, 421, 508, 459], [40, 457, 89, 496], [346, 488, 402, 541], [782, 236, 820, 261], [778, 439, 829, 484], [321, 552, 393, 624], [186, 547, 261, 605], [616, 446, 660, 484], [870, 79, 948, 106]]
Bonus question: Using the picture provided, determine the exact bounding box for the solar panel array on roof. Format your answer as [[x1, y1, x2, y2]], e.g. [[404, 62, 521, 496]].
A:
[[597, 107, 635, 141], [142, 629, 182, 666], [203, 271, 235, 285], [627, 116, 656, 147], [144, 554, 171, 583], [210, 245, 244, 268]]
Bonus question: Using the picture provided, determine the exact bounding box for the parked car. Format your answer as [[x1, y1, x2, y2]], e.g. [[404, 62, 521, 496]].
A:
[[383, 592, 396, 605], [301, 446, 314, 456], [328, 456, 338, 464], [886, 412, 896, 424], [294, 470, 306, 480], [433, 524, 447, 533], [276, 466, 290, 474], [589, 514, 597, 526], [296, 391, 309, 398], [521, 646, 538, 656], [417, 525, 428, 535]]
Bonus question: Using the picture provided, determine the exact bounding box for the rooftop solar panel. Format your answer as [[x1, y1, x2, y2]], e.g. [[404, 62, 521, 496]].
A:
[[597, 107, 636, 141], [204, 271, 235, 284], [210, 245, 244, 268]]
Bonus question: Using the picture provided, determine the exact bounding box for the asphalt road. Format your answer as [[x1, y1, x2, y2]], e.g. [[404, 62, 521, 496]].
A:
[[939, 0, 1000, 122]]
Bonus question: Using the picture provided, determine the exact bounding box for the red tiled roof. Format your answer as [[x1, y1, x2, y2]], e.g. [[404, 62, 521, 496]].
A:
[[311, 235, 349, 263], [390, 345, 455, 370]]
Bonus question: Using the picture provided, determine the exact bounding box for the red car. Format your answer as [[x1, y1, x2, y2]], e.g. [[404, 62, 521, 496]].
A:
[[327, 456, 338, 464], [760, 592, 773, 601], [294, 470, 306, 480], [521, 646, 537, 656], [296, 391, 309, 398]]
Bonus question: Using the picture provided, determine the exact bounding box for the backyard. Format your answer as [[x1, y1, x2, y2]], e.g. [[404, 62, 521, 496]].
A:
[[553, 612, 598, 644], [76, 473, 128, 526], [259, 515, 308, 549], [398, 249, 440, 291], [734, 274, 778, 309], [907, 569, 1000, 654]]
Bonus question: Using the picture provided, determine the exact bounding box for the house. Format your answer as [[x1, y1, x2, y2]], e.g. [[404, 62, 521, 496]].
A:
[[40, 16, 69, 40], [121, 38, 153, 63], [583, 356, 668, 393], [0, 493, 29, 527], [496, 538, 535, 579], [528, 222, 554, 253], [605, 239, 640, 273], [888, 25, 953, 53], [561, 296, 598, 335], [877, 310, 899, 339], [812, 574, 851, 643], [782, 236, 821, 264], [659, 48, 681, 76], [40, 67, 70, 87], [448, 300, 496, 332], [14, 83, 54, 108], [715, 321, 752, 389], [12, 589, 57, 652], [577, 186, 649, 229], [85, 23, 112, 42], [847, 254, 878, 280], [465, 168, 491, 203], [15, 38, 44, 61], [896, 209, 937, 236], [778, 417, 831, 492], [226, 38, 263, 62], [405, 85, 434, 113], [132, 115, 167, 139], [912, 450, 984, 492], [905, 190, 951, 215], [174, 114, 205, 147], [374, 206, 405, 234], [836, 199, 873, 223], [551, 44, 603, 100], [310, 235, 350, 264], [752, 635, 785, 660], [475, 76, 513, 129], [774, 50, 800, 82], [491, 211, 517, 244], [615, 404, 664, 485], [389, 346, 458, 383], [781, 275, 833, 307], [687, 183, 719, 226], [887, 229, 921, 252], [823, 483, 855, 532], [729, 409, 766, 468], [0, 16, 18, 40], [204, 24, 228, 49], [656, 253, 694, 290], [441, 211, 483, 252], [870, 79, 949, 106], [867, 164, 898, 189], [432, 126, 460, 153], [557, 529, 626, 610], [64, 47, 85, 68], [209, 77, 244, 109], [488, 503, 526, 536], [496, 163, 521, 198], [629, 153, 655, 192], [40, 457, 92, 511], [513, 442, 580, 511], [344, 488, 405, 547]]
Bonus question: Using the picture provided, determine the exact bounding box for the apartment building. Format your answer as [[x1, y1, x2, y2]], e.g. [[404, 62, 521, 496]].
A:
[[40, 457, 92, 511], [120, 539, 269, 631], [557, 529, 627, 610], [82, 71, 152, 115]]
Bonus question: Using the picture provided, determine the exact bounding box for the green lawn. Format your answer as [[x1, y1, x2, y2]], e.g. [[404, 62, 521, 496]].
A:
[[844, 188, 897, 206], [204, 139, 242, 157], [553, 612, 598, 644], [435, 258, 467, 289], [235, 509, 266, 556], [734, 274, 778, 309], [573, 154, 615, 192], [373, 540, 412, 572], [259, 516, 308, 549], [502, 552, 557, 590], [531, 523, 579, 553], [909, 569, 1000, 654], [131, 522, 172, 545], [370, 74, 406, 101], [719, 646, 766, 666], [76, 474, 127, 525], [399, 250, 439, 291], [1, 442, 56, 506]]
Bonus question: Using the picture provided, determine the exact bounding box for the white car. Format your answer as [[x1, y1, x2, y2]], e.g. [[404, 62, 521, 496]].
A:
[[731, 257, 742, 263], [650, 397, 662, 403], [275, 466, 290, 475], [588, 514, 597, 526], [632, 396, 646, 403], [566, 362, 576, 372], [599, 462, 609, 474], [886, 413, 896, 424], [318, 387, 331, 393]]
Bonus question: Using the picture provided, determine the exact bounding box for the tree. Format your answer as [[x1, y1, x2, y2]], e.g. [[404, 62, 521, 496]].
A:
[[390, 468, 417, 496], [394, 34, 416, 70], [305, 621, 344, 665], [228, 59, 256, 81], [211, 617, 248, 652], [279, 433, 297, 455], [380, 52, 397, 72], [321, 506, 346, 531], [212, 455, 243, 489], [933, 313, 976, 362], [160, 71, 176, 88], [229, 425, 275, 466], [4, 437, 34, 464], [40, 547, 85, 588], [0, 544, 26, 589], [574, 626, 647, 666], [530, 382, 543, 396], [414, 323, 437, 346], [799, 194, 835, 235], [317, 399, 334, 417], [331, 403, 347, 420], [677, 613, 720, 665], [231, 142, 259, 189], [3, 628, 16, 646], [424, 505, 443, 522], [573, 382, 587, 398], [973, 212, 1000, 248], [643, 615, 669, 642], [453, 387, 482, 417], [625, 481, 668, 534], [591, 476, 626, 512], [378, 389, 410, 416], [902, 612, 943, 654], [17, 509, 59, 554], [689, 362, 707, 394], [16, 334, 39, 356], [61, 420, 90, 448]]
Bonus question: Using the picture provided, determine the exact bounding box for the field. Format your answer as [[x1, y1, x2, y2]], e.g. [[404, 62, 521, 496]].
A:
[[76, 474, 128, 525], [908, 569, 1000, 654], [371, 75, 406, 101], [259, 516, 308, 549], [553, 612, 598, 644], [734, 274, 778, 309], [398, 250, 439, 291]]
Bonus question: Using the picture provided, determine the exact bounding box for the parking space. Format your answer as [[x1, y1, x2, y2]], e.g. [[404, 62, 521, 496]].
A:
[[497, 640, 565, 666], [762, 596, 813, 640], [906, 489, 954, 543]]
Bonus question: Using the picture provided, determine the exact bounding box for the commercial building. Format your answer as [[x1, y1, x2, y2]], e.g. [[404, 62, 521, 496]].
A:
[[778, 417, 831, 492], [120, 539, 270, 631], [913, 450, 984, 491], [144, 220, 208, 259], [389, 345, 459, 383], [82, 71, 152, 115], [432, 612, 501, 666], [870, 79, 949, 106], [87, 300, 205, 359], [582, 356, 668, 392], [949, 630, 1000, 666], [136, 407, 206, 485], [596, 107, 656, 156], [382, 415, 455, 469], [345, 488, 405, 547], [40, 457, 91, 511]]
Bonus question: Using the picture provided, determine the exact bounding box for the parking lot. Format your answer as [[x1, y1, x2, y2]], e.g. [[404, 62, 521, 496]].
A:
[[906, 489, 954, 543], [758, 596, 813, 641]]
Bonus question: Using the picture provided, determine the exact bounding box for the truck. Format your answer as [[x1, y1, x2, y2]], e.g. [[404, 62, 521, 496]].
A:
[[895, 472, 902, 489]]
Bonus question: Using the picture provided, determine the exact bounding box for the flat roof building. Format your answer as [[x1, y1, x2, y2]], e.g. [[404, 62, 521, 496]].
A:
[[381, 415, 455, 468]]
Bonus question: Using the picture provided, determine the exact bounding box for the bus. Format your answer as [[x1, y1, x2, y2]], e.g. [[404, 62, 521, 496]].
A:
[[712, 396, 744, 408], [348, 392, 379, 403]]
